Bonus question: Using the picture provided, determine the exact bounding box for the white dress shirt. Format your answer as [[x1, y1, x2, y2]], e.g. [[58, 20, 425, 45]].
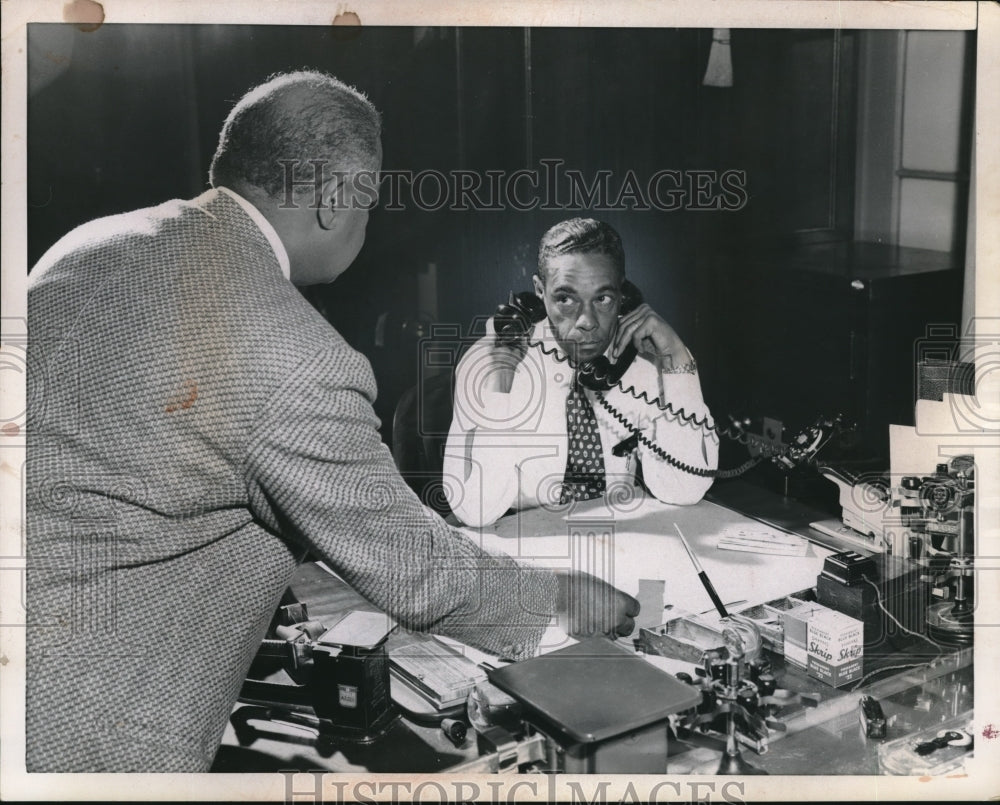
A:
[[444, 318, 720, 527]]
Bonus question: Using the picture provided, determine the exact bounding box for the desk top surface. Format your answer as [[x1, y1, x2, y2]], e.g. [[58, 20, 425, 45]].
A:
[[466, 492, 832, 618]]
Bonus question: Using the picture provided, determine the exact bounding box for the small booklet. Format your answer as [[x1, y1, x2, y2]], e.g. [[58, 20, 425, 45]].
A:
[[715, 523, 810, 557]]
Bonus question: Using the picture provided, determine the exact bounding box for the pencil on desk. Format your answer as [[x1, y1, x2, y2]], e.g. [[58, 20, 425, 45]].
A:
[[673, 523, 730, 619]]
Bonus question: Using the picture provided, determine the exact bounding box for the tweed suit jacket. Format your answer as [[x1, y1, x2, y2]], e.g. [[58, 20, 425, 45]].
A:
[[26, 188, 557, 772]]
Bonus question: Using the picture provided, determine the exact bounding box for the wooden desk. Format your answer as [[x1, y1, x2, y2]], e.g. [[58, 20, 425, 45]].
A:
[[213, 490, 971, 775]]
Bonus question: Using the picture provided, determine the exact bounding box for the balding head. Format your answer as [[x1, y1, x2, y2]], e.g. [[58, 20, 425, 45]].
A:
[[209, 71, 381, 203], [209, 71, 382, 286]]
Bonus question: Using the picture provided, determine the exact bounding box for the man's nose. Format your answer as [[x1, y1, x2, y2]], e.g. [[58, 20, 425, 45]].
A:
[[575, 309, 597, 331]]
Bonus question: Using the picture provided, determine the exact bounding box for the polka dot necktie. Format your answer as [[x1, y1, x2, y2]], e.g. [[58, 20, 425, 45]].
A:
[[560, 378, 607, 503]]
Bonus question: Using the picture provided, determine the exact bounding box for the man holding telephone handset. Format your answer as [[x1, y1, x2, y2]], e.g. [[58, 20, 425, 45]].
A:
[[445, 218, 719, 527]]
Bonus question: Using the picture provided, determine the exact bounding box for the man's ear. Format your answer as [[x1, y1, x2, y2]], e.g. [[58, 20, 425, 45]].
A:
[[316, 175, 346, 231], [532, 274, 544, 298]]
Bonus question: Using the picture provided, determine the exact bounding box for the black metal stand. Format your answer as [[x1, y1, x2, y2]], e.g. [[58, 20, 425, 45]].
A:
[[716, 713, 768, 775]]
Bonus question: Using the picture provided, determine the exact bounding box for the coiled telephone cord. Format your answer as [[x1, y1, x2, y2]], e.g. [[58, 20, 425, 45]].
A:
[[595, 392, 762, 479], [525, 335, 795, 469]]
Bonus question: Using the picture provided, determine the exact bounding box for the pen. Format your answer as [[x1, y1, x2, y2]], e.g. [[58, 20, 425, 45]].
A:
[[674, 523, 730, 619]]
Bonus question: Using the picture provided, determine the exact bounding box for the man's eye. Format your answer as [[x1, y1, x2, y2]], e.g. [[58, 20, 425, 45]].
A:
[[555, 295, 573, 306], [596, 295, 616, 306]]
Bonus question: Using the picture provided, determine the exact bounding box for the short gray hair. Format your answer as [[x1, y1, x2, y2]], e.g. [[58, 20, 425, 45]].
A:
[[209, 70, 381, 200]]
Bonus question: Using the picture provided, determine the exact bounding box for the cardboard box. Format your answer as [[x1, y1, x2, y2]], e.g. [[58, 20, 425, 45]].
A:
[[806, 608, 864, 687], [782, 602, 825, 668]]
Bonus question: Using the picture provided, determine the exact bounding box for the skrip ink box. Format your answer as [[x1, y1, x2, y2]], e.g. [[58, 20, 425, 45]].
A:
[[806, 608, 863, 687], [782, 601, 823, 669]]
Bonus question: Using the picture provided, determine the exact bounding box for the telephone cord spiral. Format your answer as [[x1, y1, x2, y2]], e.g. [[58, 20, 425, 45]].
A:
[[525, 335, 794, 467]]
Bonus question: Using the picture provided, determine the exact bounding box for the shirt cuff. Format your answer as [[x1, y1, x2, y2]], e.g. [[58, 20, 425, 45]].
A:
[[535, 623, 578, 655]]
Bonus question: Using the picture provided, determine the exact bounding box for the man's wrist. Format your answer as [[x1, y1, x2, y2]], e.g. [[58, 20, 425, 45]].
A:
[[657, 346, 697, 374]]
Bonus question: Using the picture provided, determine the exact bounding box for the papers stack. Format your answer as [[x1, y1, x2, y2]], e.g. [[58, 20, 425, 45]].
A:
[[716, 523, 810, 557]]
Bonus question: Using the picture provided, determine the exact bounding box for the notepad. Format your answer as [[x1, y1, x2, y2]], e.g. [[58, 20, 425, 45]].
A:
[[715, 523, 810, 557], [636, 579, 666, 629]]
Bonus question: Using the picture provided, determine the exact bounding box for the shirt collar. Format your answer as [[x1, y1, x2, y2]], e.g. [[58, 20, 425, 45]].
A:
[[218, 187, 291, 280]]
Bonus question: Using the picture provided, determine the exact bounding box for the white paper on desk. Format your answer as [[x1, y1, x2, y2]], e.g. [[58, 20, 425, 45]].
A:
[[715, 522, 809, 556], [717, 539, 809, 557], [475, 496, 832, 616], [636, 579, 666, 629]]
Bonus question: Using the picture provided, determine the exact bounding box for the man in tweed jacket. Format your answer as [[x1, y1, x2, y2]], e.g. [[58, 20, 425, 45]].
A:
[[26, 71, 638, 772]]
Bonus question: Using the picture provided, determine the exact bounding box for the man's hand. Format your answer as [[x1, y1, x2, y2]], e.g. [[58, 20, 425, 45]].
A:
[[484, 316, 530, 394], [612, 303, 690, 371], [554, 570, 640, 638]]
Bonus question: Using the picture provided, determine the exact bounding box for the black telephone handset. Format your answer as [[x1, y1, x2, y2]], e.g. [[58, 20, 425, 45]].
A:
[[576, 341, 638, 391], [493, 279, 643, 391], [577, 280, 642, 391], [493, 291, 546, 347]]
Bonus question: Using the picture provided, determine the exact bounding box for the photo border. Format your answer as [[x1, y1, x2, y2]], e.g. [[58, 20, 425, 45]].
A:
[[2, 1, 997, 801]]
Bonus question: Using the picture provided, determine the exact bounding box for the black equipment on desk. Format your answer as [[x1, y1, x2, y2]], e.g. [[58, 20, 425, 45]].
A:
[[239, 608, 704, 773], [910, 457, 975, 647], [236, 609, 398, 749], [485, 638, 701, 774], [816, 552, 927, 649], [859, 695, 887, 740], [661, 616, 821, 774], [309, 614, 396, 743], [820, 551, 878, 586]]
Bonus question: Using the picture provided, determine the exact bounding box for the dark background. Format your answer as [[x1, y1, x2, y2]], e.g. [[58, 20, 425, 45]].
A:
[[26, 24, 972, 478]]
